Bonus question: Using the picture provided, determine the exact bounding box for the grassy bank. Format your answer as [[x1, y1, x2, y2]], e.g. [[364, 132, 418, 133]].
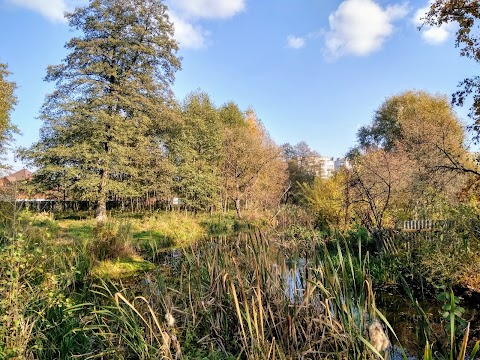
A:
[[0, 209, 479, 359]]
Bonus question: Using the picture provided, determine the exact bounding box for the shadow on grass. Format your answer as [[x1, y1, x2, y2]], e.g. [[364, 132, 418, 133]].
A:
[[133, 231, 176, 262], [64, 224, 94, 241], [54, 211, 92, 220]]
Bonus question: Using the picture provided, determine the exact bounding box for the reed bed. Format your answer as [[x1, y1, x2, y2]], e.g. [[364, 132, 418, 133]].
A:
[[161, 231, 400, 359], [1, 211, 479, 359]]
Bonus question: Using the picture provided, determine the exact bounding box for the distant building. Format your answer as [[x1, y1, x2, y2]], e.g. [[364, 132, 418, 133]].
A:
[[318, 157, 335, 178], [334, 157, 351, 171], [0, 168, 33, 187], [310, 156, 350, 178], [0, 168, 48, 201]]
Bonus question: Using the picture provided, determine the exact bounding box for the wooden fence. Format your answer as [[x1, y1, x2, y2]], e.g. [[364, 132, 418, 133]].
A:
[[399, 219, 455, 231]]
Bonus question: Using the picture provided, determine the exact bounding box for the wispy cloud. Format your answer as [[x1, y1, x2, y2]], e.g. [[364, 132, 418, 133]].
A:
[[324, 0, 408, 60], [6, 0, 69, 22], [412, 1, 455, 44], [169, 12, 208, 50], [168, 0, 246, 50], [173, 0, 245, 20], [286, 35, 306, 49]]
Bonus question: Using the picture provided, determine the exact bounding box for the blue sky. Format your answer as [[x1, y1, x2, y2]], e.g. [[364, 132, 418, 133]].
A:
[[0, 0, 477, 170]]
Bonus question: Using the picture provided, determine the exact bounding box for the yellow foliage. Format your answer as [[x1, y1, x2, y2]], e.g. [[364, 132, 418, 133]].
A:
[[301, 171, 348, 228]]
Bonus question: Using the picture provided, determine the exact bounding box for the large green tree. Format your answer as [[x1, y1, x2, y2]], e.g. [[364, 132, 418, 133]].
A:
[[170, 92, 223, 211], [22, 0, 181, 220], [0, 63, 17, 173], [358, 91, 468, 173]]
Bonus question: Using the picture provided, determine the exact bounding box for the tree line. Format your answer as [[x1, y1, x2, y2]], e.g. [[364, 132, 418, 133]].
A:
[[0, 0, 479, 228], [0, 0, 287, 220]]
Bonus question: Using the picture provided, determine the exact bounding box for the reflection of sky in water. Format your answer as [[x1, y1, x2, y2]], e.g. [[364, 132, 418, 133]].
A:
[[389, 346, 417, 360], [285, 257, 306, 302], [283, 257, 421, 360]]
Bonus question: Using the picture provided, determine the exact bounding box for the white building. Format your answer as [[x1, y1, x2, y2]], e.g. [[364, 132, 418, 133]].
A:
[[334, 158, 350, 171], [312, 156, 350, 178], [318, 157, 335, 178]]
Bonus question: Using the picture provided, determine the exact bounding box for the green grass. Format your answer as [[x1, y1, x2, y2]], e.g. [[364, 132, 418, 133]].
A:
[[1, 210, 479, 359], [92, 255, 156, 279]]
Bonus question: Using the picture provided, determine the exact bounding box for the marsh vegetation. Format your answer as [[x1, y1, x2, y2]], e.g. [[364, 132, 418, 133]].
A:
[[1, 206, 479, 359]]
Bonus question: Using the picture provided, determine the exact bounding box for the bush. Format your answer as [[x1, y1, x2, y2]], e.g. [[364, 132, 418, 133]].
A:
[[91, 221, 136, 261]]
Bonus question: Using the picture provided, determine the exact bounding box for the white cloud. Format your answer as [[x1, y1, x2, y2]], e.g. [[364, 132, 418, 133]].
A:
[[173, 0, 245, 19], [5, 0, 87, 23], [169, 13, 208, 49], [6, 0, 242, 50], [324, 0, 408, 59], [166, 0, 245, 50], [286, 35, 306, 49], [6, 0, 68, 22], [413, 3, 455, 44]]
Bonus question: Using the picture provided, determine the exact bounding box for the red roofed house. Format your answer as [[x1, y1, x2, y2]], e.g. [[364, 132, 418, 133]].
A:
[[0, 169, 33, 188]]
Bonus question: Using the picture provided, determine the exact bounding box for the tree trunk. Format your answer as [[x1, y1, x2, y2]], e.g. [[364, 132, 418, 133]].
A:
[[372, 227, 384, 252], [96, 168, 108, 222], [234, 198, 242, 219]]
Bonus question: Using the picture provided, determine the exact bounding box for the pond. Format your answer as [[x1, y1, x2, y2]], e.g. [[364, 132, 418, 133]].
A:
[[147, 232, 480, 359]]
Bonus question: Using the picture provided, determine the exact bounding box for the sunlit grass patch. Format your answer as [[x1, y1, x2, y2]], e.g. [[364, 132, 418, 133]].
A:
[[92, 255, 155, 279], [133, 230, 175, 248], [129, 212, 206, 246]]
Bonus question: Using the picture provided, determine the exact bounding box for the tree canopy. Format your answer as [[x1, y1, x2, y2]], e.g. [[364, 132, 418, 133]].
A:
[[357, 91, 467, 166], [282, 141, 322, 204], [424, 1, 480, 137], [351, 91, 471, 229], [221, 108, 287, 218], [0, 63, 17, 172], [170, 91, 223, 211]]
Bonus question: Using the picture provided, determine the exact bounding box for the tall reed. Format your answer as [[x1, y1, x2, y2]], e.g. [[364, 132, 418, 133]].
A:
[[169, 231, 404, 358]]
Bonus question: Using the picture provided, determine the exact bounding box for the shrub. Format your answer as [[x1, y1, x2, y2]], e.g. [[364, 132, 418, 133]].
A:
[[91, 221, 136, 261]]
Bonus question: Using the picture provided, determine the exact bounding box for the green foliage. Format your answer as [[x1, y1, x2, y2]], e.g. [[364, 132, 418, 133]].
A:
[[21, 0, 181, 220], [29, 303, 91, 360], [437, 288, 467, 356], [0, 212, 92, 359], [2, 209, 480, 359], [357, 91, 465, 154], [221, 108, 288, 218], [88, 282, 176, 359], [171, 92, 223, 211], [130, 211, 206, 246], [424, 1, 480, 136], [0, 62, 18, 170], [350, 91, 470, 230], [168, 232, 406, 358], [301, 171, 348, 230], [282, 141, 321, 204], [92, 256, 155, 279], [407, 286, 479, 360]]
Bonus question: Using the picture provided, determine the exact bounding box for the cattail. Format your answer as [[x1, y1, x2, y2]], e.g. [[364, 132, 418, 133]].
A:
[[368, 320, 390, 352], [171, 334, 182, 357], [165, 312, 175, 327]]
